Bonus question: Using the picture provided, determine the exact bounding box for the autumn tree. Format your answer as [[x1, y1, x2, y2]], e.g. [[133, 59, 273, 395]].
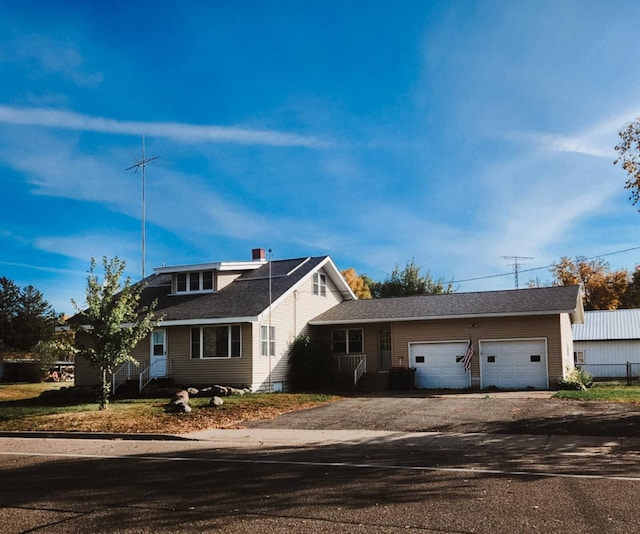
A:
[[341, 268, 372, 299], [615, 118, 640, 208], [369, 259, 453, 298], [550, 256, 628, 310], [72, 257, 157, 410]]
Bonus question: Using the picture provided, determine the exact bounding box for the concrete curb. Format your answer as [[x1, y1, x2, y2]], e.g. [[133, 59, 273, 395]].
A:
[[0, 431, 190, 441]]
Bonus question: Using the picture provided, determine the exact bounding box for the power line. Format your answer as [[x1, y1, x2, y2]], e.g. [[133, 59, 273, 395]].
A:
[[449, 245, 640, 286]]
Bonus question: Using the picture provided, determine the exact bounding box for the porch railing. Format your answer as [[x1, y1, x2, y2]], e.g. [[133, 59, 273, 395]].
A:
[[139, 359, 170, 393], [334, 354, 367, 386], [111, 361, 138, 395]]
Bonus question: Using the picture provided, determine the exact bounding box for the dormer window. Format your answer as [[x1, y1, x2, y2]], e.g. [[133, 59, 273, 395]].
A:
[[174, 271, 215, 294]]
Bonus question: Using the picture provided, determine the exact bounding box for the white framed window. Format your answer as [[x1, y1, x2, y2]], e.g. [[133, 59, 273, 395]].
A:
[[313, 272, 327, 296], [331, 328, 363, 354], [574, 350, 585, 364], [191, 325, 241, 358], [174, 271, 215, 294], [260, 325, 275, 357]]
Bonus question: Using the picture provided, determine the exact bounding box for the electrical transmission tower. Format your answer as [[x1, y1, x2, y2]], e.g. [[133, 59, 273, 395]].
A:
[[126, 136, 159, 279], [502, 256, 534, 289]]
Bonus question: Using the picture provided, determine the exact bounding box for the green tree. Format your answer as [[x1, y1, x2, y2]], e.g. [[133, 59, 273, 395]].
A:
[[0, 277, 56, 352], [621, 265, 640, 308], [72, 257, 157, 409], [372, 259, 453, 298], [615, 118, 640, 208]]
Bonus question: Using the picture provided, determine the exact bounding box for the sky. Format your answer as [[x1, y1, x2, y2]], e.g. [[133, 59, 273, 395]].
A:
[[2, 0, 640, 315]]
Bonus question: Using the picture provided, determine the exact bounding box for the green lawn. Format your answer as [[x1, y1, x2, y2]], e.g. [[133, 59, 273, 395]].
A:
[[554, 383, 640, 402], [0, 382, 338, 434]]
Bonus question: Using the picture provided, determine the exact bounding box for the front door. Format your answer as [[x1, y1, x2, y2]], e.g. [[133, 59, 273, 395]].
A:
[[150, 329, 167, 378], [379, 328, 392, 371]]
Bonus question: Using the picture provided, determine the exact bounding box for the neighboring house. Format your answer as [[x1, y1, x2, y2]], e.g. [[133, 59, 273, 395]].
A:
[[572, 309, 640, 379], [309, 285, 584, 390], [74, 249, 356, 392]]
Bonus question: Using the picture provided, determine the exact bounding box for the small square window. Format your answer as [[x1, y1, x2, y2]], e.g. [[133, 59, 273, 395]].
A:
[[487, 355, 496, 363], [530, 354, 541, 363], [415, 356, 425, 363]]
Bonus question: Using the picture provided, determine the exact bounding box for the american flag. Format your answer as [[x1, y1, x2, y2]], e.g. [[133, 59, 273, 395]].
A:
[[463, 340, 474, 372]]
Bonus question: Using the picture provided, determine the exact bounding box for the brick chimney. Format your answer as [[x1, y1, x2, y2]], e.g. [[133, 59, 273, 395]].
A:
[[252, 248, 266, 261]]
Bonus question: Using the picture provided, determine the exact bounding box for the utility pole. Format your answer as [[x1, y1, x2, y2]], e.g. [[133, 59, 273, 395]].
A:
[[126, 136, 158, 279], [502, 256, 533, 289]]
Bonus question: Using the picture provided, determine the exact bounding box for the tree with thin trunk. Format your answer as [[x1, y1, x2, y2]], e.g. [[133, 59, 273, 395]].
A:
[[72, 257, 157, 410]]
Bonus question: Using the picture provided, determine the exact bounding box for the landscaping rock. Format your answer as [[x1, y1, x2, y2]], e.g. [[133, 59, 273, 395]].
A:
[[172, 390, 189, 402], [212, 385, 229, 396], [187, 387, 199, 396], [210, 396, 224, 407]]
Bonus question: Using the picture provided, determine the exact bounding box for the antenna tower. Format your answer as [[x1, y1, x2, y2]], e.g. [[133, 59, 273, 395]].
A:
[[502, 255, 534, 289], [126, 136, 159, 279]]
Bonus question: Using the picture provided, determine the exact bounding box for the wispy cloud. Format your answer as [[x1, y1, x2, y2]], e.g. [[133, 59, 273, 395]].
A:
[[0, 105, 332, 148], [0, 34, 102, 87]]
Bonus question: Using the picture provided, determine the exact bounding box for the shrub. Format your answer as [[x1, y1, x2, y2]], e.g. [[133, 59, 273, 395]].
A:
[[287, 334, 332, 392], [559, 367, 594, 391]]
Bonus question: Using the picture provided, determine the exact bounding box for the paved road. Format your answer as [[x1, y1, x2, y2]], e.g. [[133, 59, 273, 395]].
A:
[[2, 393, 640, 533]]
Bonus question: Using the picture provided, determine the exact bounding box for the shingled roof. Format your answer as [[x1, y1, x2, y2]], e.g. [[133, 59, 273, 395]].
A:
[[310, 285, 584, 325], [138, 256, 348, 324]]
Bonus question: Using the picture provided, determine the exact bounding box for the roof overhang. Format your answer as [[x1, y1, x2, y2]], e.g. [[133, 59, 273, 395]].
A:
[[309, 309, 579, 326], [157, 316, 258, 327], [154, 260, 265, 274]]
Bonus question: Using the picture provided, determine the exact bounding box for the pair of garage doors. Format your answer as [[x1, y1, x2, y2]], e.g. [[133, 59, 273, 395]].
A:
[[409, 339, 548, 390]]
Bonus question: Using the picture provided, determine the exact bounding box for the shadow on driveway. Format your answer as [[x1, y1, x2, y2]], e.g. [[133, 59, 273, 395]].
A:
[[246, 391, 640, 437]]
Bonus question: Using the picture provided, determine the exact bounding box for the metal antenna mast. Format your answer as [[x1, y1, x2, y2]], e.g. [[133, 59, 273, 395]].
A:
[[502, 255, 534, 289], [126, 136, 158, 279]]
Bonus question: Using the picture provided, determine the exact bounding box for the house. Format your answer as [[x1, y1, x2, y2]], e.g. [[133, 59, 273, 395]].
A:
[[74, 249, 356, 392], [74, 248, 584, 392], [309, 285, 584, 390], [572, 309, 640, 379]]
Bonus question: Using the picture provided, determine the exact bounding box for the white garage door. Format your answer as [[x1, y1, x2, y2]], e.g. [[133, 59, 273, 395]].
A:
[[480, 339, 548, 389], [410, 342, 470, 389]]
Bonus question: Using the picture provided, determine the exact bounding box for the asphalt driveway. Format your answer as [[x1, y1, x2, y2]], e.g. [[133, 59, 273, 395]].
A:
[[246, 391, 640, 437]]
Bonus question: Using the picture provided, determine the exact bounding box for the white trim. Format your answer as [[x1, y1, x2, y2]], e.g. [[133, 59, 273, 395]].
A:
[[154, 260, 265, 274], [157, 316, 257, 327]]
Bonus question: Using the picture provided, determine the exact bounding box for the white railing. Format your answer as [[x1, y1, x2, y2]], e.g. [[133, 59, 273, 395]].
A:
[[111, 361, 138, 395], [353, 355, 366, 385], [139, 359, 169, 393], [334, 354, 367, 385]]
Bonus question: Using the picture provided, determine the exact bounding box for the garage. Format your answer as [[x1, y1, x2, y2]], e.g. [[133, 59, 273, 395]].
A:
[[410, 341, 470, 389], [480, 339, 548, 389]]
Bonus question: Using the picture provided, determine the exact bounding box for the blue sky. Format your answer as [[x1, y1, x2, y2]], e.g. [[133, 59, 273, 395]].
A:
[[2, 0, 640, 314]]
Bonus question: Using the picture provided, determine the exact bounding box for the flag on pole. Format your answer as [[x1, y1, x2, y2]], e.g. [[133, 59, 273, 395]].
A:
[[463, 340, 474, 372]]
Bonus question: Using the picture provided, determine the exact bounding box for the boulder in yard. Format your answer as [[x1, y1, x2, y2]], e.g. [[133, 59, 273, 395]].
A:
[[209, 396, 224, 407]]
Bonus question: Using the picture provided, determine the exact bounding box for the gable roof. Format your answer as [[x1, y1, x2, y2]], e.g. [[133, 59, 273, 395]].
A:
[[139, 256, 354, 326], [573, 309, 640, 341], [309, 285, 584, 325]]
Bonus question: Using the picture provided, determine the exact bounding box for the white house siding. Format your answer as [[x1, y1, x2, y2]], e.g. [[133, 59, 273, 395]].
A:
[[390, 314, 566, 389], [560, 312, 575, 378], [574, 340, 640, 378], [252, 267, 347, 392]]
